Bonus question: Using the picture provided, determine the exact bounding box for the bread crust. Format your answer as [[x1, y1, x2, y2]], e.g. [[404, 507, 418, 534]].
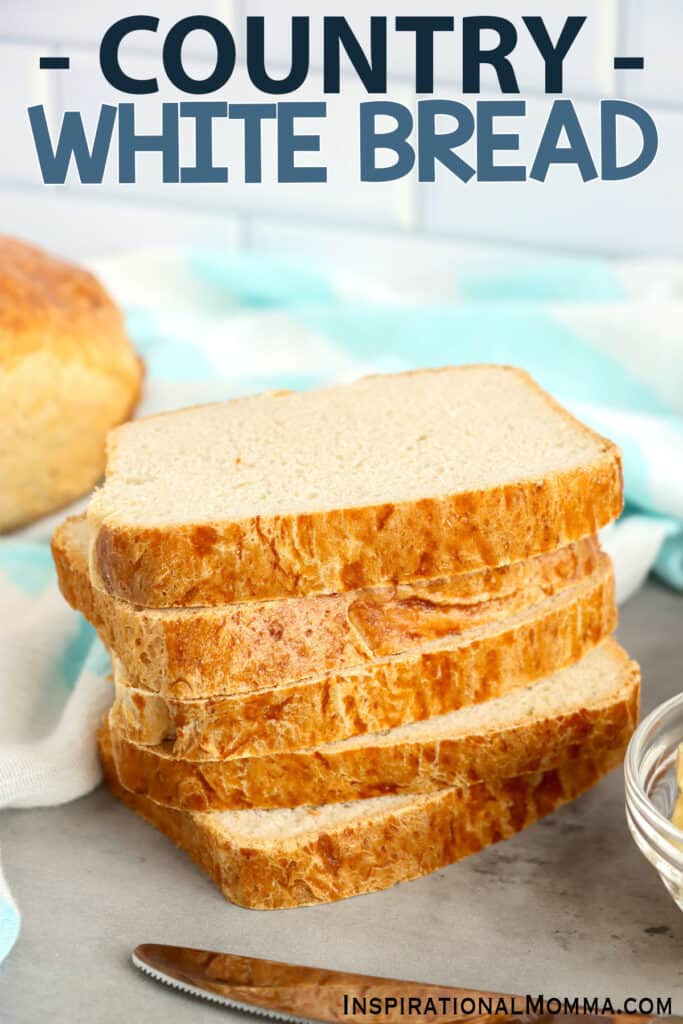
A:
[[53, 515, 601, 699], [87, 367, 623, 607], [110, 558, 617, 759], [99, 722, 624, 909], [0, 236, 143, 531], [108, 642, 639, 811]]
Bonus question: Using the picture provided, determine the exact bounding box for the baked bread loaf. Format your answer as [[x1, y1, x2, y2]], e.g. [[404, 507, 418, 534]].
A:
[[53, 514, 601, 699], [0, 237, 142, 531], [110, 555, 616, 759], [48, 362, 633, 909], [108, 640, 639, 811], [87, 366, 622, 608], [99, 721, 625, 908]]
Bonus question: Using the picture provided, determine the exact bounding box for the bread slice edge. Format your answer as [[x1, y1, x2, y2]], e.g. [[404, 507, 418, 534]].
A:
[[87, 366, 623, 607], [99, 721, 626, 909], [108, 638, 639, 811]]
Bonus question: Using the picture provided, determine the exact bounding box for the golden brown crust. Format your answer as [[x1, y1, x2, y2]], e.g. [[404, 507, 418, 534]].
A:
[[53, 515, 602, 698], [109, 645, 639, 811], [110, 558, 617, 759], [91, 456, 622, 607], [99, 721, 625, 909], [0, 236, 143, 531], [87, 367, 623, 607]]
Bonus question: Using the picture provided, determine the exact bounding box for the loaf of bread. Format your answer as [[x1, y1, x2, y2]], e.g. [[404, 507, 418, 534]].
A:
[[53, 514, 602, 699], [0, 237, 143, 531], [108, 640, 639, 811], [87, 366, 622, 607], [110, 555, 616, 758], [47, 361, 633, 911], [99, 720, 625, 908]]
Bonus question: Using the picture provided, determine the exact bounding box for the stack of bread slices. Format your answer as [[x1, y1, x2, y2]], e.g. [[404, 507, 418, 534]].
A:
[[52, 365, 640, 909]]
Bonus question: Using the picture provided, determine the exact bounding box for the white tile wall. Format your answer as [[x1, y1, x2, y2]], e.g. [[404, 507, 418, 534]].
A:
[[0, 1, 679, 258], [0, 187, 241, 259], [0, 40, 61, 185], [249, 219, 559, 299], [619, 1, 680, 103], [0, 2, 240, 52], [420, 96, 681, 256]]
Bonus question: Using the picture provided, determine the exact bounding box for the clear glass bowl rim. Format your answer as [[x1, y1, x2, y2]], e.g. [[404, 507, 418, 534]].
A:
[[625, 688, 683, 858]]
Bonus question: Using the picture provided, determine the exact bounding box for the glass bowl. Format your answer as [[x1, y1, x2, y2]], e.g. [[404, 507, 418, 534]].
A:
[[625, 691, 683, 910]]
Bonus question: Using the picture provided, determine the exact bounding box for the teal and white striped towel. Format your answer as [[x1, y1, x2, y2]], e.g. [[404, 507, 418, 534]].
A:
[[1, 245, 682, 963]]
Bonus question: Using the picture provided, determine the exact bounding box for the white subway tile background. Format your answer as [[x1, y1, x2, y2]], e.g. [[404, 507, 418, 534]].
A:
[[0, 1, 678, 260]]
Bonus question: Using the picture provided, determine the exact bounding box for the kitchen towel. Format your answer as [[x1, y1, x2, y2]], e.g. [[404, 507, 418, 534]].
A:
[[0, 530, 111, 961], [1, 244, 682, 963]]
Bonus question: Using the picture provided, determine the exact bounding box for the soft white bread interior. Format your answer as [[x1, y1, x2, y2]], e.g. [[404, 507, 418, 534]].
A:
[[87, 366, 622, 607], [93, 367, 612, 524]]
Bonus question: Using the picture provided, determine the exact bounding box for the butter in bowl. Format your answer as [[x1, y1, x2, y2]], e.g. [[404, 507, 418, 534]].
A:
[[673, 747, 683, 831], [626, 691, 683, 910]]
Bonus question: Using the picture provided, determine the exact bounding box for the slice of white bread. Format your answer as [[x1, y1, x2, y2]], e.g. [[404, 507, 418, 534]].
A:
[[109, 640, 639, 811], [53, 514, 602, 700], [87, 366, 622, 608], [110, 556, 616, 759], [99, 721, 626, 908]]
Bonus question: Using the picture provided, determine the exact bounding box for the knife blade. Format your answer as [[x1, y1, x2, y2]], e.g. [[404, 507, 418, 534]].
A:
[[131, 944, 667, 1024]]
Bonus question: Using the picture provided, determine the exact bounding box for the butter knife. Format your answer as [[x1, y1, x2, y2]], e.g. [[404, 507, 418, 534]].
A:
[[131, 944, 666, 1024]]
